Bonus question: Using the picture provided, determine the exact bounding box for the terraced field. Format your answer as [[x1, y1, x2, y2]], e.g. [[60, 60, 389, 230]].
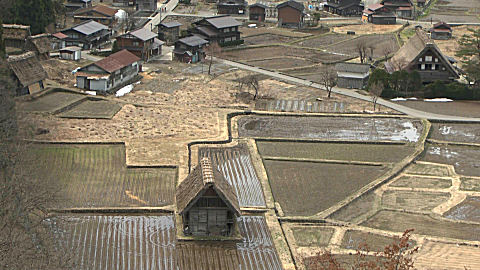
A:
[[199, 146, 266, 208], [254, 99, 349, 113], [18, 90, 86, 113], [32, 144, 176, 208], [59, 99, 122, 119], [421, 144, 480, 177], [430, 123, 480, 144]]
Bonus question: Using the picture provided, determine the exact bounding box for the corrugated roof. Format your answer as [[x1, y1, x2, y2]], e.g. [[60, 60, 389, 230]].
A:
[[178, 35, 209, 47], [249, 3, 268, 9], [7, 52, 48, 87], [196, 26, 218, 37], [129, 28, 157, 41], [176, 157, 241, 215], [367, 3, 384, 10], [276, 0, 305, 11], [52, 32, 68, 39], [205, 16, 242, 29], [92, 49, 140, 73], [335, 63, 370, 73], [75, 4, 118, 17], [160, 21, 182, 28], [60, 46, 82, 52], [73, 20, 108, 35]]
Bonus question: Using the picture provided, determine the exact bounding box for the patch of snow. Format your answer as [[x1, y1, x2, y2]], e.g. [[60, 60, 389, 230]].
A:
[[428, 146, 459, 159], [439, 125, 475, 138], [407, 97, 418, 100], [392, 121, 420, 142], [424, 98, 453, 102], [116, 84, 133, 97], [391, 97, 407, 101], [248, 24, 257, 28], [71, 67, 80, 74], [86, 91, 96, 96]]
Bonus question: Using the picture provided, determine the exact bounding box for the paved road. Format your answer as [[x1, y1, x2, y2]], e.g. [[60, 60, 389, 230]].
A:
[[143, 0, 179, 30], [216, 58, 480, 122]]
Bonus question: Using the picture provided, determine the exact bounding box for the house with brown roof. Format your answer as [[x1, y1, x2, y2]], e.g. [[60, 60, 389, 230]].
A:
[[176, 157, 241, 237], [430, 22, 452, 40], [51, 32, 68, 50], [249, 3, 267, 21], [116, 28, 163, 61], [7, 52, 48, 95], [324, 0, 363, 16], [276, 0, 305, 28], [75, 49, 141, 91], [380, 0, 414, 19], [2, 24, 31, 52], [362, 3, 396, 24], [73, 5, 118, 27], [192, 16, 242, 46], [157, 21, 182, 46], [25, 34, 54, 60], [385, 29, 459, 83]]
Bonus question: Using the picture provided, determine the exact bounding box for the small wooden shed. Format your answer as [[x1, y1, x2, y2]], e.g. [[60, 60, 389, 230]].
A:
[[60, 46, 82, 60], [249, 3, 267, 21], [176, 157, 241, 237]]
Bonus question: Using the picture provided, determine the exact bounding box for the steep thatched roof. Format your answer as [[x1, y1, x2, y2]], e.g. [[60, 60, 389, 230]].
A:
[[2, 24, 31, 40], [176, 158, 240, 215], [7, 52, 48, 87], [28, 34, 53, 54]]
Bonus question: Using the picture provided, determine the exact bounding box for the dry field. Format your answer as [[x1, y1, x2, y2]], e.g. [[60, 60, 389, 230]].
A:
[[404, 162, 452, 177], [333, 24, 403, 35], [328, 191, 377, 222], [381, 190, 450, 212], [443, 196, 480, 223], [341, 230, 405, 252], [240, 26, 312, 38], [429, 123, 480, 144], [59, 99, 122, 119], [394, 100, 480, 118], [295, 33, 353, 48], [244, 33, 300, 45], [18, 90, 86, 113], [263, 160, 388, 216], [421, 144, 480, 177], [291, 226, 334, 247], [460, 177, 480, 192], [238, 116, 423, 142], [390, 175, 452, 189], [32, 144, 176, 208], [414, 241, 480, 270], [256, 141, 415, 163], [420, 0, 480, 23], [245, 57, 316, 70], [324, 34, 400, 59]]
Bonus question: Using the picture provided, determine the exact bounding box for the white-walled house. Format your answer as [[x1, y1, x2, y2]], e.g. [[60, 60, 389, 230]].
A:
[[60, 46, 82, 60], [76, 49, 141, 91]]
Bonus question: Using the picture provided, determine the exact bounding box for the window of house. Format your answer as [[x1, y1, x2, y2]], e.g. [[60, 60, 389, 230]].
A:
[[425, 56, 432, 62], [435, 64, 440, 70], [421, 64, 425, 70], [435, 58, 439, 62], [133, 41, 139, 46], [425, 64, 432, 70], [419, 57, 422, 62]]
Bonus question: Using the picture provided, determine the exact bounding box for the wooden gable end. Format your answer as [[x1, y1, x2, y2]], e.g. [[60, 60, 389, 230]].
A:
[[408, 45, 459, 78]]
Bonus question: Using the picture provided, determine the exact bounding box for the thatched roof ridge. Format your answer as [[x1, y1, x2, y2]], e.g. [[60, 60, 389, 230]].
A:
[[176, 157, 240, 215], [2, 24, 31, 40], [7, 52, 48, 87], [386, 28, 430, 71], [28, 34, 53, 54]]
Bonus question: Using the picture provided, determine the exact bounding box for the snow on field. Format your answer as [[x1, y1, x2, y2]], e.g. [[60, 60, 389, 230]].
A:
[[424, 98, 453, 102], [116, 84, 133, 97]]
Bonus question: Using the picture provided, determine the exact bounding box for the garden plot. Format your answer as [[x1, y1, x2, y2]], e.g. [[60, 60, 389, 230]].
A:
[[421, 144, 480, 177], [403, 162, 452, 177], [238, 116, 423, 142], [49, 214, 176, 270], [291, 226, 334, 247], [198, 146, 266, 208], [430, 123, 480, 144], [244, 33, 300, 45], [304, 254, 379, 270], [222, 46, 350, 64], [58, 99, 122, 119], [245, 57, 316, 70], [414, 241, 480, 270], [444, 196, 480, 223], [381, 190, 450, 212], [263, 160, 388, 216], [394, 100, 480, 118], [18, 90, 86, 113], [390, 175, 452, 189], [295, 33, 353, 48], [362, 210, 480, 241], [341, 230, 408, 252], [420, 0, 480, 23], [255, 99, 349, 113], [460, 177, 480, 192], [328, 191, 377, 223], [32, 144, 176, 208], [257, 141, 415, 163], [324, 34, 399, 59]]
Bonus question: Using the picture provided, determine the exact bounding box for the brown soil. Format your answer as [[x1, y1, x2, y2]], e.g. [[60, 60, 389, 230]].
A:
[[244, 33, 300, 46], [421, 144, 480, 177], [333, 24, 403, 35], [245, 57, 315, 70], [395, 100, 480, 118], [430, 123, 480, 144], [295, 33, 353, 48], [390, 175, 452, 189], [291, 226, 334, 247], [341, 230, 409, 252], [324, 34, 400, 59], [328, 191, 377, 223], [460, 177, 480, 192], [415, 241, 480, 270], [381, 190, 450, 212], [58, 99, 122, 119], [444, 196, 480, 223]]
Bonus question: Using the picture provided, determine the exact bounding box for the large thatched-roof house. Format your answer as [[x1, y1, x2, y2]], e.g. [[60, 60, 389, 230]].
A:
[[7, 52, 48, 95], [385, 29, 459, 83], [2, 24, 31, 52], [176, 157, 241, 237], [26, 34, 54, 60]]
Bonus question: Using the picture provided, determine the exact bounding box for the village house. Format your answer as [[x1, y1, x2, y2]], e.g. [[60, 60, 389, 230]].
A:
[[25, 34, 54, 60], [136, 0, 157, 12], [324, 0, 363, 16], [75, 49, 141, 92], [7, 52, 48, 95], [2, 24, 31, 53], [51, 32, 68, 50], [73, 5, 118, 28], [176, 158, 241, 237], [429, 22, 452, 40], [276, 0, 305, 28], [217, 0, 248, 15], [116, 28, 163, 61], [380, 0, 414, 19], [59, 46, 82, 61], [335, 63, 370, 89], [173, 35, 209, 63], [385, 29, 459, 83], [113, 0, 134, 7], [192, 16, 242, 45], [249, 3, 267, 21], [65, 0, 92, 13], [60, 20, 111, 49], [362, 3, 396, 24], [157, 21, 182, 46]]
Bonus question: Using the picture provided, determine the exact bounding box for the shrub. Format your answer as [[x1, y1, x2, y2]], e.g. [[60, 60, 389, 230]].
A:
[[220, 39, 244, 47]]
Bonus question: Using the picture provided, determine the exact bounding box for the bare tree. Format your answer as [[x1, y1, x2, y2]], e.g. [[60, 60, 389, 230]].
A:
[[320, 68, 337, 98], [206, 42, 222, 75], [370, 82, 384, 111], [383, 47, 392, 62], [356, 39, 368, 64], [238, 74, 261, 100]]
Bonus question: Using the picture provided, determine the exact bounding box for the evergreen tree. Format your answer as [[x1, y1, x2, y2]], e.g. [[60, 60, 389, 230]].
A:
[[5, 0, 63, 35]]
